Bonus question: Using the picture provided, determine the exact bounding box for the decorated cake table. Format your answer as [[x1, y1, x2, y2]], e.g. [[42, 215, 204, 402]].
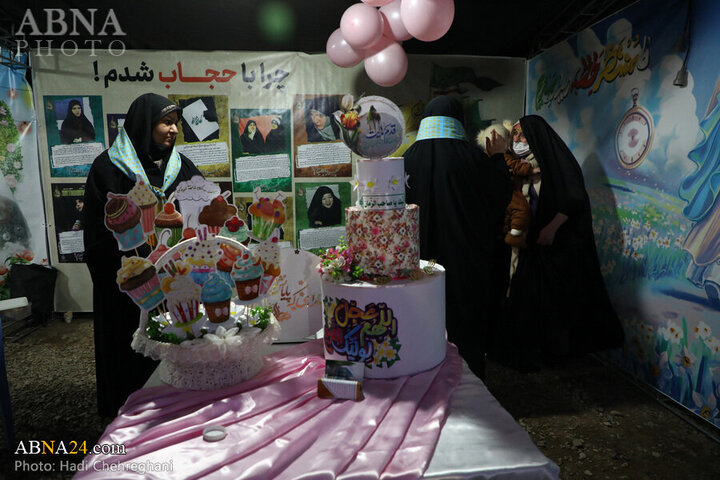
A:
[[76, 341, 559, 480]]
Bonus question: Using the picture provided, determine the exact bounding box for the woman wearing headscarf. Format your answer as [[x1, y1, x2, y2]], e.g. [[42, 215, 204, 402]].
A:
[[240, 119, 265, 154], [264, 117, 285, 153], [59, 99, 96, 144], [495, 115, 624, 371], [404, 95, 511, 379], [307, 185, 342, 227], [304, 96, 340, 142], [83, 93, 201, 416]]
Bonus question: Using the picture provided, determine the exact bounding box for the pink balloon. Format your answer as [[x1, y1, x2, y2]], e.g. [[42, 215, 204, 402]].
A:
[[340, 3, 384, 49], [364, 37, 408, 87], [326, 28, 364, 67], [401, 0, 455, 42], [379, 0, 411, 42], [361, 0, 393, 5]]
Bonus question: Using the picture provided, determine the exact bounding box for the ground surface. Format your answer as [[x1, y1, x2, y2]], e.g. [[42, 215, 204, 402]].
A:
[[1, 317, 719, 479]]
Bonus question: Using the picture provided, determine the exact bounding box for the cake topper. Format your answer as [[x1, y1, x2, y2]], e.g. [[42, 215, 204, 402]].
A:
[[333, 95, 405, 159]]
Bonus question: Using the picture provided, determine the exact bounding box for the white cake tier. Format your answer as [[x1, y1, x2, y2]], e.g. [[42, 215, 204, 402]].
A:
[[345, 204, 419, 278], [322, 261, 446, 379], [356, 157, 405, 210]]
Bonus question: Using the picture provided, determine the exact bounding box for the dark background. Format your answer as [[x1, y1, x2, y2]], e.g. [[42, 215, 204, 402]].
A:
[[1, 0, 638, 59]]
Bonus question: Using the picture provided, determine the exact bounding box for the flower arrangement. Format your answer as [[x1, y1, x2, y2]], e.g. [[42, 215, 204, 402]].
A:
[[143, 303, 274, 345], [333, 94, 362, 152], [318, 238, 364, 283]]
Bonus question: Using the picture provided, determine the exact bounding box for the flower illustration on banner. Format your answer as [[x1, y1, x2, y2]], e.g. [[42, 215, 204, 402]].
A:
[[705, 336, 720, 355], [691, 391, 718, 421], [351, 174, 362, 191], [333, 94, 362, 152], [672, 346, 696, 375], [0, 100, 24, 189], [364, 178, 378, 192], [694, 321, 713, 340]]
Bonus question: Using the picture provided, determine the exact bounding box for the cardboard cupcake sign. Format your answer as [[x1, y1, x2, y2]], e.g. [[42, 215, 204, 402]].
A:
[[199, 195, 237, 235], [256, 228, 281, 295], [128, 177, 158, 235], [248, 188, 286, 241], [154, 202, 184, 247], [169, 175, 223, 230], [220, 216, 250, 245], [103, 180, 284, 354], [248, 187, 286, 241], [104, 193, 146, 251], [116, 256, 165, 311]]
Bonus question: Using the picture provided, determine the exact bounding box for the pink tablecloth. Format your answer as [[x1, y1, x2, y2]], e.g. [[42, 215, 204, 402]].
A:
[[75, 340, 462, 479]]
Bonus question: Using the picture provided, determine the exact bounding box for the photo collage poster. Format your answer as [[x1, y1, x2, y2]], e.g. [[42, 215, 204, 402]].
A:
[[230, 108, 292, 193]]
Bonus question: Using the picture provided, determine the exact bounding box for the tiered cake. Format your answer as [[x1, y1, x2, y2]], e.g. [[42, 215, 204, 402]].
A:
[[321, 96, 446, 379]]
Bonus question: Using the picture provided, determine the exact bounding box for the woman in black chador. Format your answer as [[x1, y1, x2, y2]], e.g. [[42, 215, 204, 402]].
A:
[[264, 117, 285, 153], [404, 95, 511, 379], [307, 185, 342, 227], [83, 93, 201, 416], [239, 119, 265, 154], [59, 99, 96, 144], [494, 115, 624, 371]]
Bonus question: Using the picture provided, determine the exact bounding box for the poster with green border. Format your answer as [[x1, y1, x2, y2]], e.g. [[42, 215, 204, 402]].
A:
[[43, 95, 105, 177], [295, 181, 350, 252], [231, 108, 292, 192]]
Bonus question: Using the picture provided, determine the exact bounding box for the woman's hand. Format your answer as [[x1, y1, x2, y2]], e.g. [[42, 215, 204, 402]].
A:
[[485, 130, 507, 156], [536, 213, 568, 246]]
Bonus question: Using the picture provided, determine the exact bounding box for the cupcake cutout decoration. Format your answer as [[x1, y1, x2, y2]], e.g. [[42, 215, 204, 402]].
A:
[[104, 193, 146, 250], [116, 256, 164, 311], [199, 195, 237, 235], [248, 187, 286, 241], [232, 251, 264, 301], [220, 216, 249, 245]]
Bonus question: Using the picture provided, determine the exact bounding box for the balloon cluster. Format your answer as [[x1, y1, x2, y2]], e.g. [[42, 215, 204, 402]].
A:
[[326, 0, 455, 87]]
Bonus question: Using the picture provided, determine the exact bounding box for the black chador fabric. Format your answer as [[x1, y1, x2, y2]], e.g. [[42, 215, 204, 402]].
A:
[[59, 99, 96, 144], [264, 120, 285, 154], [240, 120, 265, 154], [83, 93, 201, 417], [498, 114, 624, 369], [404, 96, 511, 376]]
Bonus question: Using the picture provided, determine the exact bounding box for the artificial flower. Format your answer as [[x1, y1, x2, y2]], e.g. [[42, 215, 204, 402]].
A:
[[203, 326, 240, 357]]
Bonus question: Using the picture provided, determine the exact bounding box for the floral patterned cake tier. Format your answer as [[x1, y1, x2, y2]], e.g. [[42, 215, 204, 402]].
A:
[[344, 204, 419, 278]]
